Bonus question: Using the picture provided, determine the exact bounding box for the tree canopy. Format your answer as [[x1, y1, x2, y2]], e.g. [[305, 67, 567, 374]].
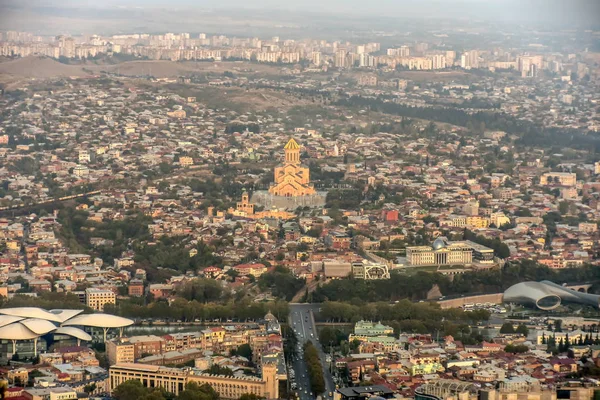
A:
[[113, 380, 219, 400], [258, 266, 305, 301], [303, 341, 325, 394]]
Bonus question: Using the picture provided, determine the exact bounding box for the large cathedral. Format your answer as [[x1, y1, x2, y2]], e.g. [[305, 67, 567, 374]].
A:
[[251, 138, 326, 210], [268, 138, 316, 197]]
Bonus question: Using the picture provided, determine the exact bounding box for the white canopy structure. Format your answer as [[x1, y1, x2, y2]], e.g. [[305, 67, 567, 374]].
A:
[[0, 315, 25, 328], [0, 320, 43, 355], [0, 322, 40, 340], [61, 313, 134, 328], [0, 307, 63, 322], [53, 327, 93, 345], [0, 307, 134, 355], [63, 313, 134, 341], [19, 319, 57, 335], [49, 309, 85, 322]]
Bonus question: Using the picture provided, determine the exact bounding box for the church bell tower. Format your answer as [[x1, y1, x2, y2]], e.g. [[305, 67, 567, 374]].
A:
[[284, 138, 300, 164]]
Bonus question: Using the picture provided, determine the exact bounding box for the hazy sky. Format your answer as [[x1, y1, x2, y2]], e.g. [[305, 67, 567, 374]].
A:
[[1, 0, 599, 35], [38, 0, 599, 25]]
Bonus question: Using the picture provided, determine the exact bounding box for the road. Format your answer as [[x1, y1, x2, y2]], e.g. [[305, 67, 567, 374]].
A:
[[289, 304, 335, 400]]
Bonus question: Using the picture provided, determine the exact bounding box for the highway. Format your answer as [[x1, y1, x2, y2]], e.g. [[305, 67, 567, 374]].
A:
[[289, 304, 335, 400]]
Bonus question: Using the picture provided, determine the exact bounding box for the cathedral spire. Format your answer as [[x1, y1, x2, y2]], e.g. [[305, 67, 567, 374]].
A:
[[284, 138, 300, 164]]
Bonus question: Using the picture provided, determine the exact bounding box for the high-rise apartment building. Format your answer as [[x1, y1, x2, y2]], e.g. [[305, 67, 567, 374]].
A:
[[431, 54, 447, 69], [518, 55, 543, 77], [461, 50, 479, 69], [387, 45, 410, 57], [335, 49, 347, 68], [445, 50, 456, 66], [312, 51, 321, 66], [359, 53, 376, 68]]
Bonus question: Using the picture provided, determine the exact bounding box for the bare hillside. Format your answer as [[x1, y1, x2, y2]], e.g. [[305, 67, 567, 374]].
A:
[[91, 60, 200, 78], [0, 56, 88, 78]]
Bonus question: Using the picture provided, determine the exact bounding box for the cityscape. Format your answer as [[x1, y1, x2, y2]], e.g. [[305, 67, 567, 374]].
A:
[[1, 1, 600, 400]]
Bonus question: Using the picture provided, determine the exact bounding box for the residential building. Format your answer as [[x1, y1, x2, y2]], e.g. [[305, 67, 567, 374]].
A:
[[85, 288, 116, 311]]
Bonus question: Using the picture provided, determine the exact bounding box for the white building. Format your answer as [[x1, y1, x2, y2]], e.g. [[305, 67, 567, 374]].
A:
[[352, 261, 390, 280]]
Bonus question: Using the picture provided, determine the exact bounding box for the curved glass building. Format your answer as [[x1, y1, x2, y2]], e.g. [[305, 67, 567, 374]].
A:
[[503, 280, 600, 310]]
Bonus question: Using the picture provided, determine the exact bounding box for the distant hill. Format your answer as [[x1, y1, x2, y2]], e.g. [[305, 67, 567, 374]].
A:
[[0, 57, 216, 79], [96, 60, 201, 77], [0, 56, 283, 82], [0, 56, 88, 78]]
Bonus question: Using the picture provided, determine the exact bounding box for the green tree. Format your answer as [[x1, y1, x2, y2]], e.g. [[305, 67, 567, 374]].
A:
[[204, 364, 234, 376], [306, 227, 323, 238], [84, 383, 97, 394], [504, 344, 529, 353], [558, 201, 569, 215], [236, 343, 253, 360], [303, 342, 325, 394], [319, 326, 339, 349], [239, 394, 264, 400], [499, 322, 515, 334], [554, 319, 563, 332], [12, 156, 37, 175], [178, 382, 219, 400], [257, 266, 305, 301], [113, 380, 150, 400], [516, 324, 529, 336], [177, 279, 223, 303]]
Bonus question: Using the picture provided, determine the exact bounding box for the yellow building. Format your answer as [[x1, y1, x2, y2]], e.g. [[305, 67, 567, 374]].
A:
[[269, 138, 316, 197], [179, 156, 194, 167], [228, 191, 295, 220], [85, 288, 116, 311], [541, 172, 577, 187], [208, 327, 226, 343], [466, 216, 490, 229], [167, 109, 186, 119], [109, 362, 278, 399], [235, 191, 254, 215], [106, 339, 135, 365]]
